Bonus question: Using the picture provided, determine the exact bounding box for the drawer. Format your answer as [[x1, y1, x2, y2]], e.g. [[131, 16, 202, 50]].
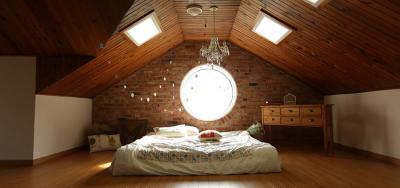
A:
[[301, 117, 322, 126], [263, 116, 280, 125], [281, 116, 300, 125], [263, 107, 280, 116], [281, 107, 299, 116], [300, 107, 321, 116]]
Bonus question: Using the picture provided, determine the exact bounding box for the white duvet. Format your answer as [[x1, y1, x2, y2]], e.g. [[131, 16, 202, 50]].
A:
[[110, 131, 281, 175]]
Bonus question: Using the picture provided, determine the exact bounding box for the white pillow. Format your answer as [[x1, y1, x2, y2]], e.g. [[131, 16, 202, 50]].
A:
[[88, 134, 121, 153], [153, 124, 200, 137], [184, 125, 200, 136], [154, 125, 186, 137]]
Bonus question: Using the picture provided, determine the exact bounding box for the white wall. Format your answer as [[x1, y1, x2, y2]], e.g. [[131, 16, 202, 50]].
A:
[[34, 95, 92, 159], [325, 89, 400, 159], [0, 56, 36, 160]]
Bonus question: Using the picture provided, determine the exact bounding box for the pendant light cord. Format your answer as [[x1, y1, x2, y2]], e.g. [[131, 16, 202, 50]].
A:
[[213, 7, 215, 36]]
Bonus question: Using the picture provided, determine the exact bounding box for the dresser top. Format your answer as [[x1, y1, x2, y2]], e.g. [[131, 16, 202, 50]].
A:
[[260, 104, 333, 108]]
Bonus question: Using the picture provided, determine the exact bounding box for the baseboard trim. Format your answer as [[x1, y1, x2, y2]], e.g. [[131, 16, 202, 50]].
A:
[[33, 145, 87, 166], [335, 143, 400, 166], [0, 160, 33, 166], [0, 145, 86, 167]]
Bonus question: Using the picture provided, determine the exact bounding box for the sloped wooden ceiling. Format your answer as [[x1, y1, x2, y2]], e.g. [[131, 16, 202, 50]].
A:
[[38, 0, 400, 97], [0, 0, 134, 56], [40, 0, 184, 97], [230, 0, 400, 94]]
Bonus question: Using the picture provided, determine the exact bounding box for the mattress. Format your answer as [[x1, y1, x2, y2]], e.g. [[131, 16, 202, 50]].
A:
[[110, 131, 281, 175]]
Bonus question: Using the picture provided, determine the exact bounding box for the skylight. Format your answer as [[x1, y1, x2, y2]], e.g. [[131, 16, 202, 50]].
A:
[[304, 0, 325, 7], [252, 12, 292, 45], [123, 12, 162, 46]]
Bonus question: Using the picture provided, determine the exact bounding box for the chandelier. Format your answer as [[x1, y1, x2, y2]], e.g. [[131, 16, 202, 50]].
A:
[[200, 5, 229, 65]]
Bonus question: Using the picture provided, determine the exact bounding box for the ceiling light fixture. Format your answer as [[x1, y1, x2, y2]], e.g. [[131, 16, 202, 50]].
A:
[[123, 12, 162, 46], [186, 4, 203, 16], [199, 5, 229, 66]]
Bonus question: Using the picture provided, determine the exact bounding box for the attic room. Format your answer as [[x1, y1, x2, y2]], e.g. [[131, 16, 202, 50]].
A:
[[1, 0, 399, 187]]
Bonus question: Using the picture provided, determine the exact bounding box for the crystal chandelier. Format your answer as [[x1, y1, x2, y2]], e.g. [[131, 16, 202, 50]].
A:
[[200, 5, 229, 65]]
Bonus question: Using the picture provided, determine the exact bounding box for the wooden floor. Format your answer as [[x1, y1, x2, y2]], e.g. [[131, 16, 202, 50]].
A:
[[1, 147, 399, 188]]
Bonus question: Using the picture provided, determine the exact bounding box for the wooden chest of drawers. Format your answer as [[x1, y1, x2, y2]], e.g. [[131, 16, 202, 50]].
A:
[[261, 104, 334, 155]]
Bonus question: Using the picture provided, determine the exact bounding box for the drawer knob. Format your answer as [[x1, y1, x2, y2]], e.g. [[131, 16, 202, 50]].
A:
[[272, 118, 275, 120], [288, 110, 293, 112], [290, 118, 294, 121], [309, 109, 314, 112], [271, 110, 274, 112], [309, 119, 315, 122]]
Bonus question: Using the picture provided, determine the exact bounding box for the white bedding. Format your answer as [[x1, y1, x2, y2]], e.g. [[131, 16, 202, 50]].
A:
[[110, 131, 281, 175]]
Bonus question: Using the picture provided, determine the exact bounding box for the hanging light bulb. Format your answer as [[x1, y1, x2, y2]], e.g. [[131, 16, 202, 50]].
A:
[[163, 76, 167, 81], [140, 97, 143, 101], [146, 97, 150, 102], [178, 108, 182, 112], [153, 92, 157, 97], [172, 82, 175, 87], [130, 93, 135, 98], [123, 85, 127, 89], [159, 85, 162, 89], [169, 60, 172, 64]]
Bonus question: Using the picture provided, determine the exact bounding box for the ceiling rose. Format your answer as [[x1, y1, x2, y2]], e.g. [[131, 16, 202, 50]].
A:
[[186, 4, 203, 16]]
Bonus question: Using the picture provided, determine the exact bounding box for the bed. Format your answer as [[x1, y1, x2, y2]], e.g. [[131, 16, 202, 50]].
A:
[[110, 130, 281, 175]]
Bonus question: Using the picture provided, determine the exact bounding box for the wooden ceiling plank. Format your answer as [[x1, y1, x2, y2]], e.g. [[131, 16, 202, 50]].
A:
[[286, 0, 400, 61], [0, 0, 42, 54], [40, 0, 185, 97], [173, 0, 240, 41], [0, 0, 134, 55], [274, 0, 400, 79], [231, 1, 354, 92], [263, 1, 400, 86], [234, 2, 400, 93]]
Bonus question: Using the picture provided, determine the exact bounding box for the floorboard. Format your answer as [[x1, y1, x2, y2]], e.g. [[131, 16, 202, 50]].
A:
[[0, 147, 399, 188]]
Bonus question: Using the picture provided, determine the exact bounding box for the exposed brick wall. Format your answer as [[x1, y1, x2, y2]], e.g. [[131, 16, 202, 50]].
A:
[[93, 41, 323, 133]]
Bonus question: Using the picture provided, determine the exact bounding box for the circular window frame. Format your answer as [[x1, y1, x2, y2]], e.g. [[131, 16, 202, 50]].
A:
[[180, 64, 237, 121]]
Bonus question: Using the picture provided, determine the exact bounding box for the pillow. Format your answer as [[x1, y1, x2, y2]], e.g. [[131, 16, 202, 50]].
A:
[[247, 122, 265, 136], [198, 130, 222, 142], [183, 125, 200, 136], [88, 134, 122, 153], [153, 124, 200, 137], [154, 125, 187, 137]]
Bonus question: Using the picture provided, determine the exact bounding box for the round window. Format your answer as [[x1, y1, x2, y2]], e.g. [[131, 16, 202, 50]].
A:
[[180, 64, 237, 121]]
